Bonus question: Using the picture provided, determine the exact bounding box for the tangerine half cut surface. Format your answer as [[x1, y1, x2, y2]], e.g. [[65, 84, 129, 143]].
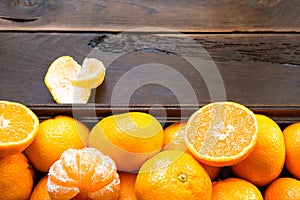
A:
[[0, 100, 39, 157], [184, 102, 258, 167]]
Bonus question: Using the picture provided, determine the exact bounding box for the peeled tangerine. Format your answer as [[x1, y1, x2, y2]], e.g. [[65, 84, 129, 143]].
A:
[[44, 56, 105, 103], [47, 148, 120, 200]]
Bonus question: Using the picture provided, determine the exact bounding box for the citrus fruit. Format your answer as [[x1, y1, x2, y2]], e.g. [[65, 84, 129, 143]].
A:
[[201, 163, 222, 181], [47, 147, 120, 200], [283, 122, 300, 179], [163, 121, 188, 151], [30, 176, 51, 200], [118, 171, 137, 200], [163, 121, 221, 180], [231, 114, 285, 186], [0, 153, 34, 200], [89, 112, 164, 171], [44, 56, 92, 103], [264, 177, 300, 200], [211, 178, 263, 200], [0, 100, 39, 157], [135, 151, 212, 200], [25, 115, 89, 172], [73, 57, 105, 88], [184, 101, 258, 167]]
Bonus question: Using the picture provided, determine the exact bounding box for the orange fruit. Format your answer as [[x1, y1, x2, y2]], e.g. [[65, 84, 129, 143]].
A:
[[89, 112, 164, 171], [201, 163, 222, 181], [211, 178, 263, 200], [30, 176, 51, 200], [118, 171, 137, 200], [47, 147, 120, 200], [283, 122, 300, 179], [163, 121, 221, 180], [135, 151, 212, 200], [0, 153, 34, 200], [264, 177, 300, 200], [231, 114, 285, 186], [163, 121, 188, 151], [25, 116, 89, 172], [184, 101, 258, 167], [0, 100, 39, 157]]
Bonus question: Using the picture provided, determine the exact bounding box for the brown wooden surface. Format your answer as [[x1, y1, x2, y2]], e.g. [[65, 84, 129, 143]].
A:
[[0, 0, 300, 32], [1, 32, 300, 123]]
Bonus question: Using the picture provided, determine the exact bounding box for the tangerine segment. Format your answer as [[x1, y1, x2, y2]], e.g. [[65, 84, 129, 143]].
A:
[[185, 102, 258, 167], [47, 148, 120, 200], [73, 58, 105, 89], [0, 100, 39, 157]]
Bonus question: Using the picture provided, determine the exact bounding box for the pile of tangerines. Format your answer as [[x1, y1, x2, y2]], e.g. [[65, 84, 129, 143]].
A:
[[1, 100, 300, 200]]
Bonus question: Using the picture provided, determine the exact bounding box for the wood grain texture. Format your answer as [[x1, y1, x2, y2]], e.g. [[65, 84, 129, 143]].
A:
[[0, 0, 300, 32], [1, 32, 300, 123]]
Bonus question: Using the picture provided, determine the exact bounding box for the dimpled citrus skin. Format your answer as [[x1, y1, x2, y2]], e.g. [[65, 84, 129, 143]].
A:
[[25, 116, 89, 172], [30, 176, 51, 200], [283, 122, 300, 179], [264, 178, 300, 200], [118, 172, 137, 200], [163, 121, 222, 180], [231, 114, 285, 186], [0, 153, 34, 200], [211, 178, 263, 200], [135, 151, 212, 200], [89, 112, 164, 172]]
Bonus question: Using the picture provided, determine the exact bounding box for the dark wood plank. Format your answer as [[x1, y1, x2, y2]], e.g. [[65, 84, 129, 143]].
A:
[[0, 0, 300, 32], [1, 32, 300, 124]]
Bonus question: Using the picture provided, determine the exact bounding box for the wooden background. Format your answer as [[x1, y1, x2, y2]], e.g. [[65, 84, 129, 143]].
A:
[[0, 0, 300, 124]]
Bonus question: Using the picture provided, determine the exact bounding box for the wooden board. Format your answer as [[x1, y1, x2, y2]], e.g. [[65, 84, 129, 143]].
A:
[[1, 32, 300, 123], [0, 0, 300, 32]]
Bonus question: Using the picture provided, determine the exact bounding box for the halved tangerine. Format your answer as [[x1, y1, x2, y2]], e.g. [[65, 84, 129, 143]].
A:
[[0, 100, 39, 157], [184, 102, 258, 167]]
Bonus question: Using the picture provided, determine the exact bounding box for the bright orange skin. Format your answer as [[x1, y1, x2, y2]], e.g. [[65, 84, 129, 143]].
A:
[[163, 121, 222, 180], [135, 151, 212, 200], [30, 176, 51, 200], [118, 172, 137, 200], [211, 178, 263, 200], [283, 122, 300, 179], [0, 153, 34, 200], [264, 178, 300, 200], [231, 114, 285, 186], [89, 112, 164, 172], [163, 121, 188, 151], [25, 116, 89, 172]]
